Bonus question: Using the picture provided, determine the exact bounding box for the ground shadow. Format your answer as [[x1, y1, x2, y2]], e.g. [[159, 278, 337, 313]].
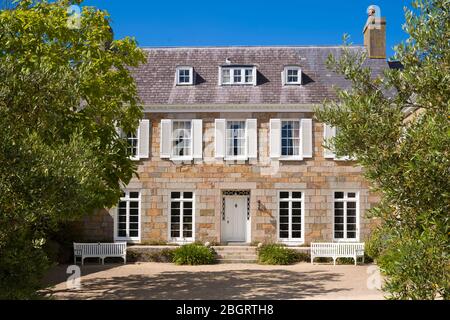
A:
[[41, 262, 125, 288], [44, 268, 351, 300]]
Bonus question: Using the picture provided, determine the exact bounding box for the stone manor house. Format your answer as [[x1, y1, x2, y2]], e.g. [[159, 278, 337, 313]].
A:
[[82, 12, 391, 246]]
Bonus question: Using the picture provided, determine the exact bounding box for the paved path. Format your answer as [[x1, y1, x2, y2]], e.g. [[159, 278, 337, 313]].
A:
[[42, 262, 384, 300]]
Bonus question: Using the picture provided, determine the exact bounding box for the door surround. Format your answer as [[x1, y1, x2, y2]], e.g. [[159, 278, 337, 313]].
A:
[[221, 190, 251, 243]]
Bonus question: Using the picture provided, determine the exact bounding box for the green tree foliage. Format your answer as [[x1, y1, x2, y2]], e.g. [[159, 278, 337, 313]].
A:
[[0, 0, 146, 298], [315, 0, 449, 299]]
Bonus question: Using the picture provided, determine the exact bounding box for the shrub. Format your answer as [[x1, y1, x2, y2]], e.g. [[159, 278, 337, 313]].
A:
[[257, 244, 300, 265], [365, 227, 388, 261], [0, 231, 50, 299], [127, 248, 175, 263], [172, 244, 216, 265]]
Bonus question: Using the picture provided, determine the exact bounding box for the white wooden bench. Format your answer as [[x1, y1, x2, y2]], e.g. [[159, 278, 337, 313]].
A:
[[310, 242, 365, 265], [73, 242, 127, 265]]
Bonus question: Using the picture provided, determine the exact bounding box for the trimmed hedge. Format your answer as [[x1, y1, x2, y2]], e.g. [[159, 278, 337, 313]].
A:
[[172, 244, 216, 265], [258, 244, 307, 265]]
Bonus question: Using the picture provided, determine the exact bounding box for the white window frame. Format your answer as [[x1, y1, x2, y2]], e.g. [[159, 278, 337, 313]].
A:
[[225, 119, 248, 161], [277, 191, 305, 245], [280, 119, 302, 160], [169, 191, 195, 244], [114, 190, 141, 243], [119, 129, 140, 161], [333, 191, 360, 242], [171, 120, 193, 160], [284, 66, 302, 85], [220, 66, 256, 85], [176, 66, 194, 85]]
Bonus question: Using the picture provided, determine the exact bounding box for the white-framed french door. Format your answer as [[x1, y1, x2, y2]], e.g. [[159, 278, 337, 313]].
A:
[[277, 191, 305, 245]]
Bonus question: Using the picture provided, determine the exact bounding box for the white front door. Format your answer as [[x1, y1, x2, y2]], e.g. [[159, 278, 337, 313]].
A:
[[222, 196, 247, 242]]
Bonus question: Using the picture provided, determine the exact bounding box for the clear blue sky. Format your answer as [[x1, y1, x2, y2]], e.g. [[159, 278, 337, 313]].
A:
[[83, 0, 411, 59]]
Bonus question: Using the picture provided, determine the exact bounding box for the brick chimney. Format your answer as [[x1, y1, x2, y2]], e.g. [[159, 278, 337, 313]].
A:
[[363, 6, 386, 59]]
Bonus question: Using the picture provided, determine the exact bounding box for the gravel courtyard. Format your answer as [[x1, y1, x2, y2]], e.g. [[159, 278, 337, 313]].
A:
[[42, 262, 384, 300]]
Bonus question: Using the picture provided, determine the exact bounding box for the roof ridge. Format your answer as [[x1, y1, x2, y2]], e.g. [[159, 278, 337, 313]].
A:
[[140, 45, 364, 50]]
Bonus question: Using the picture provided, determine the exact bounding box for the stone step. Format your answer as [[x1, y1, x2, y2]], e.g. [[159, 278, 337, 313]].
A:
[[212, 246, 257, 251], [217, 258, 258, 264], [216, 254, 257, 259], [212, 246, 258, 263]]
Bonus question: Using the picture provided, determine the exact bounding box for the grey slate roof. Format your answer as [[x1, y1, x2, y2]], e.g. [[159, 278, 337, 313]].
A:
[[132, 46, 389, 106]]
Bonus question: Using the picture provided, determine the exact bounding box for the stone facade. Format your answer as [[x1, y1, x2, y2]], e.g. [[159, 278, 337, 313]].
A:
[[82, 111, 380, 245]]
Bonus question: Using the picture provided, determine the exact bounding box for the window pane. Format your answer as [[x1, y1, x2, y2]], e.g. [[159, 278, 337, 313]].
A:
[[178, 69, 191, 83], [292, 216, 301, 223], [292, 202, 301, 209], [129, 201, 139, 208], [280, 192, 289, 199], [222, 69, 230, 83], [292, 231, 301, 238], [183, 230, 192, 238], [129, 223, 138, 230], [126, 132, 138, 157], [334, 202, 344, 209], [226, 121, 245, 157], [129, 230, 138, 237], [292, 192, 302, 199], [280, 223, 289, 231], [281, 121, 300, 156], [334, 231, 344, 239], [172, 121, 192, 157], [279, 231, 289, 238], [184, 192, 193, 199], [233, 69, 241, 82], [129, 192, 139, 199], [245, 69, 253, 83], [171, 192, 181, 199], [348, 192, 356, 198], [334, 217, 344, 224], [335, 192, 344, 199]]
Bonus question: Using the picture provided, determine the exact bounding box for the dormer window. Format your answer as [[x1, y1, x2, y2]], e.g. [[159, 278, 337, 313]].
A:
[[220, 66, 256, 85], [176, 66, 194, 85], [283, 66, 302, 85]]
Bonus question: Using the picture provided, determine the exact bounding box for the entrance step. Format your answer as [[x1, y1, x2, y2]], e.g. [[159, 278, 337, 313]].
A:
[[212, 246, 258, 263]]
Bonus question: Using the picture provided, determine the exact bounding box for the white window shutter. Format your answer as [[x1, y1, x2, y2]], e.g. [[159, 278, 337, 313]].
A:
[[252, 66, 257, 86], [160, 119, 172, 159], [270, 119, 281, 158], [323, 123, 336, 159], [138, 119, 150, 159], [218, 66, 222, 86], [300, 118, 313, 158], [215, 119, 226, 158], [192, 119, 203, 159], [246, 119, 257, 159], [281, 70, 285, 86]]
